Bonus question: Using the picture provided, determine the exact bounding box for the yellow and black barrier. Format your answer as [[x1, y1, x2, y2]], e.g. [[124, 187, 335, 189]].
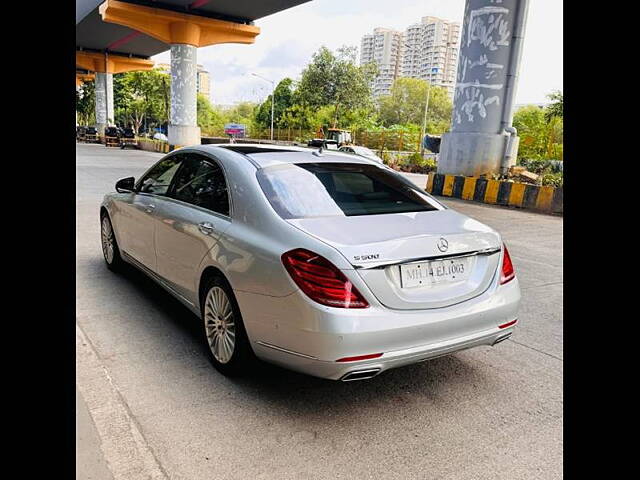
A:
[[136, 137, 171, 153], [426, 173, 563, 215]]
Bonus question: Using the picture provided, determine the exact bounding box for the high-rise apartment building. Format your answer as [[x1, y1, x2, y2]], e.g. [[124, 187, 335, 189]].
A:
[[359, 27, 404, 97], [402, 16, 460, 98], [196, 66, 211, 100], [360, 16, 460, 99]]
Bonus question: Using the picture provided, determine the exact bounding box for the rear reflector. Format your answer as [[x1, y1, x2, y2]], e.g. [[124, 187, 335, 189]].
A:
[[282, 248, 369, 308], [500, 243, 516, 285], [499, 319, 518, 329], [336, 353, 383, 363]]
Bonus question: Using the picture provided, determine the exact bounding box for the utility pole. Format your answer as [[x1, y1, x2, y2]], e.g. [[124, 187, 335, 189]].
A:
[[403, 40, 433, 156], [252, 73, 275, 141], [438, 0, 530, 177]]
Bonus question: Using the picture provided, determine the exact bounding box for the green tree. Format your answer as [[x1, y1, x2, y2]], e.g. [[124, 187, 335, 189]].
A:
[[113, 68, 170, 133], [296, 46, 377, 128], [197, 94, 225, 134], [254, 78, 295, 129], [514, 104, 563, 161], [76, 81, 96, 126], [545, 90, 563, 122], [377, 78, 452, 133]]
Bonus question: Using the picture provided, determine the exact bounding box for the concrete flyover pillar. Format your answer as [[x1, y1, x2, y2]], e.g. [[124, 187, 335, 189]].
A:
[[76, 51, 153, 135], [438, 0, 529, 177], [168, 44, 200, 146], [94, 72, 114, 136], [99, 0, 261, 147]]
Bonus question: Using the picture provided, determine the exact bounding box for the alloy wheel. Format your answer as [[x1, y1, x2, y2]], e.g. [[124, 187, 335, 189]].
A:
[[204, 286, 236, 364], [101, 216, 115, 264]]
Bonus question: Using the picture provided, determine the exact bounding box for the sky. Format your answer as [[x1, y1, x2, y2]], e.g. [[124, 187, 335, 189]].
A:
[[152, 0, 563, 106]]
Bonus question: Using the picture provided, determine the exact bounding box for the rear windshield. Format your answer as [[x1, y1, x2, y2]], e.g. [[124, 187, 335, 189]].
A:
[[257, 162, 440, 219]]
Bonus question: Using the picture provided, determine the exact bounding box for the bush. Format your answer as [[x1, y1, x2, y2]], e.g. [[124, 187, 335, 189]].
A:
[[540, 172, 563, 188], [519, 158, 552, 174]]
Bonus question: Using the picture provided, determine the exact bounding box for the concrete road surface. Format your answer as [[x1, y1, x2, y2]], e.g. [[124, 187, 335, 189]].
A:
[[76, 144, 562, 480]]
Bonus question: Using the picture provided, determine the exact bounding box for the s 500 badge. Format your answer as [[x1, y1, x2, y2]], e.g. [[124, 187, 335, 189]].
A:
[[353, 254, 380, 261]]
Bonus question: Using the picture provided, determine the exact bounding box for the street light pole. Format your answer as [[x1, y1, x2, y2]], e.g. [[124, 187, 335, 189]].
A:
[[419, 81, 431, 156], [252, 73, 275, 141]]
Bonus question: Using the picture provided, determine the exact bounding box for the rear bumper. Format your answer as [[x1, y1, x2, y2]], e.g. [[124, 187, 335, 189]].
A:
[[237, 275, 521, 380], [254, 324, 514, 381]]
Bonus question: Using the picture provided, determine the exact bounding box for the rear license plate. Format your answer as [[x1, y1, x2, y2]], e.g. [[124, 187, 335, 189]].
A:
[[400, 257, 471, 288]]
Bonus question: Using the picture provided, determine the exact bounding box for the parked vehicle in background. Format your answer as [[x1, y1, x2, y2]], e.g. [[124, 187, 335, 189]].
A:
[[153, 132, 168, 142], [120, 126, 138, 149], [104, 126, 121, 147], [100, 144, 520, 381], [339, 145, 383, 164], [84, 126, 99, 143], [76, 126, 87, 142], [308, 128, 353, 150]]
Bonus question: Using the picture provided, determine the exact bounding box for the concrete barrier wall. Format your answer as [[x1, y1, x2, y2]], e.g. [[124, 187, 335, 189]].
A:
[[137, 138, 170, 153], [426, 173, 563, 215]]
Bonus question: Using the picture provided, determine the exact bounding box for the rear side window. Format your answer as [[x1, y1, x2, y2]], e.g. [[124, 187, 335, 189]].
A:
[[170, 155, 229, 216], [257, 162, 440, 219]]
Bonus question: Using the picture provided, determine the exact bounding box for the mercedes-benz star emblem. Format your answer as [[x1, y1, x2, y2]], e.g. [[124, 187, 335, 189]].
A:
[[437, 237, 449, 252]]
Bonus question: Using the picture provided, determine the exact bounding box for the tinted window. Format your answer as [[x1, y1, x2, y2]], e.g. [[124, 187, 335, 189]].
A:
[[170, 155, 229, 216], [137, 155, 183, 195], [257, 162, 439, 219]]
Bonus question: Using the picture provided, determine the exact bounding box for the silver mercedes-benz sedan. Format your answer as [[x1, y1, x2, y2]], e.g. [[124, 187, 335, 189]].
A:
[[100, 144, 520, 381]]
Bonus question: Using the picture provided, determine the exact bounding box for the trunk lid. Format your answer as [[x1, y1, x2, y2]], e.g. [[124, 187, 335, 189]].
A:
[[287, 209, 502, 310]]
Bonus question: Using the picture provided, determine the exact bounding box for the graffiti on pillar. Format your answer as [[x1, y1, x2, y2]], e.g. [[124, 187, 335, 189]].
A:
[[170, 44, 198, 127], [453, 0, 514, 128]]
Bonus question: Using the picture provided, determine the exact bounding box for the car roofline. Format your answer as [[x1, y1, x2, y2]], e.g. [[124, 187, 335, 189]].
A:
[[190, 143, 383, 169]]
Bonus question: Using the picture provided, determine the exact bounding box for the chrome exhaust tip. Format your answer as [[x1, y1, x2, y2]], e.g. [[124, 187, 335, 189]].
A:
[[492, 332, 512, 346], [340, 368, 381, 382]]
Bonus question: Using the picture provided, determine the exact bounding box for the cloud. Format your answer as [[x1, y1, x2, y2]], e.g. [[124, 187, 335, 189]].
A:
[[152, 0, 562, 105]]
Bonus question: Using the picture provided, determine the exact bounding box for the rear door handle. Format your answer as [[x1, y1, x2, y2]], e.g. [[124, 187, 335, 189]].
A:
[[198, 222, 215, 235], [145, 204, 156, 214]]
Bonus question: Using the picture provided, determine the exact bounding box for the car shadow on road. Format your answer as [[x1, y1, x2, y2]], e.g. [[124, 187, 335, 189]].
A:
[[110, 262, 491, 413]]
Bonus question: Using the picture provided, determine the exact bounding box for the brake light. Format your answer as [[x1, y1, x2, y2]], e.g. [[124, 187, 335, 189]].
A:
[[500, 243, 515, 285], [282, 248, 369, 308]]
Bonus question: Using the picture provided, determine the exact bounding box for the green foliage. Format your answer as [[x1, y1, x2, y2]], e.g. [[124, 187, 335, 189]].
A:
[[296, 46, 377, 128], [76, 82, 95, 126], [377, 78, 452, 133], [541, 172, 563, 188], [545, 90, 563, 122], [197, 94, 225, 134], [514, 103, 563, 162], [113, 68, 170, 132], [254, 78, 295, 129]]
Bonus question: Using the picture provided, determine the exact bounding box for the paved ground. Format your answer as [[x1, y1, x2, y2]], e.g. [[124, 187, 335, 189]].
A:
[[76, 144, 562, 480]]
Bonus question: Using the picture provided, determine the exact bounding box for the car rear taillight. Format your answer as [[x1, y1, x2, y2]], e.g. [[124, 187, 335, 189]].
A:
[[281, 248, 369, 308], [500, 243, 515, 285]]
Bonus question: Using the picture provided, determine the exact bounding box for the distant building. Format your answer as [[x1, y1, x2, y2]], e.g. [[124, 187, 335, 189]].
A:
[[359, 27, 404, 97], [402, 16, 461, 99], [196, 66, 211, 100], [155, 63, 211, 100]]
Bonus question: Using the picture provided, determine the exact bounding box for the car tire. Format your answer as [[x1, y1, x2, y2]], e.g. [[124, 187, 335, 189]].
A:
[[100, 213, 124, 272], [200, 275, 254, 376]]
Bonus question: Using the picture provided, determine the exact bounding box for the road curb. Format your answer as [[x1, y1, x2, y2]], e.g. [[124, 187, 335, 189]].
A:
[[426, 173, 563, 215], [76, 323, 169, 480]]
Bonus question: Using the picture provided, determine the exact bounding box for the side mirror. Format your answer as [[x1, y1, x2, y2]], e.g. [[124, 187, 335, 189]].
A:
[[116, 177, 135, 193]]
